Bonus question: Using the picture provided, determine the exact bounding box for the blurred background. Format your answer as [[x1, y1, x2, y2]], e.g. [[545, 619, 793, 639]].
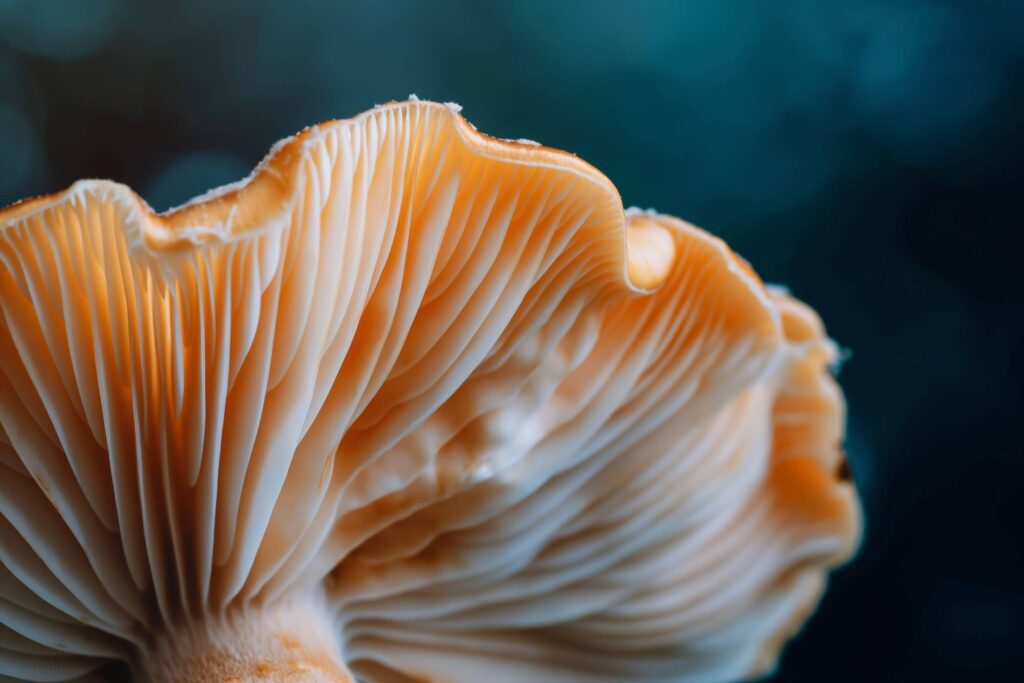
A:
[[1, 0, 1021, 680]]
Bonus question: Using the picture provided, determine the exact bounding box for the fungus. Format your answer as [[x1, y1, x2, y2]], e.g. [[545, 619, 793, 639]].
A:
[[0, 100, 859, 682]]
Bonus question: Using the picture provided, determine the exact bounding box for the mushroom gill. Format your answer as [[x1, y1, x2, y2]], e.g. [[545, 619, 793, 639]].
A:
[[0, 100, 859, 682]]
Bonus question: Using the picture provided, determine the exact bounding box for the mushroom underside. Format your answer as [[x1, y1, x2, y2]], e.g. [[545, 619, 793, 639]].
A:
[[0, 100, 859, 683]]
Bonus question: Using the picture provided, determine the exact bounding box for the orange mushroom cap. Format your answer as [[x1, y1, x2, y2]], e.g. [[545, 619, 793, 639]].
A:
[[0, 100, 859, 682]]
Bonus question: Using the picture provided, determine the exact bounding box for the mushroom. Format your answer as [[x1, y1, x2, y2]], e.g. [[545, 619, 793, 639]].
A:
[[0, 100, 859, 682]]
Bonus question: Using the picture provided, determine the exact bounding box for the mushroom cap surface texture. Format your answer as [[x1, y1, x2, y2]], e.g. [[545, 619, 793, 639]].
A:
[[0, 100, 860, 682]]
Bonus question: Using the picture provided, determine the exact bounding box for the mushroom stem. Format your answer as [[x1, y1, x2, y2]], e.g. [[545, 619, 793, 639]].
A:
[[138, 597, 352, 682]]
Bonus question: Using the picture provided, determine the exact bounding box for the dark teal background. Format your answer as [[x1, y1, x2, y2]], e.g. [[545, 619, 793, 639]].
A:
[[2, 1, 1022, 680]]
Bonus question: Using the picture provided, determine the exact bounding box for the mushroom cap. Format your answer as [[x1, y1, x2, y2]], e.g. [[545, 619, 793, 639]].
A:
[[0, 100, 859, 682]]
